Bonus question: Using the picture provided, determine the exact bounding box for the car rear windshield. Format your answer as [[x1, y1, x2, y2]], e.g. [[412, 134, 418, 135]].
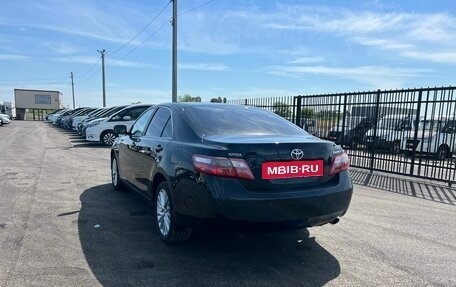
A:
[[183, 105, 308, 137]]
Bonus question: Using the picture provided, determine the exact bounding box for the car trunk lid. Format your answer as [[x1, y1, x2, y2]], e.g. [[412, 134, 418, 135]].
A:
[[203, 135, 339, 191]]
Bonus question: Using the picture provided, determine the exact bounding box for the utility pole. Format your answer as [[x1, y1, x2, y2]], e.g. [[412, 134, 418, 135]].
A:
[[172, 0, 177, 102], [97, 49, 107, 107], [70, 72, 75, 109]]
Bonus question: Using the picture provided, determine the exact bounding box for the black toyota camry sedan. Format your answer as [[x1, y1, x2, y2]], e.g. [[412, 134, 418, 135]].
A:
[[110, 103, 353, 243]]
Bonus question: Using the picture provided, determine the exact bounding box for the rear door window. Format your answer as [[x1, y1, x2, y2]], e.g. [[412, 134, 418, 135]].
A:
[[146, 108, 172, 137], [130, 108, 157, 137]]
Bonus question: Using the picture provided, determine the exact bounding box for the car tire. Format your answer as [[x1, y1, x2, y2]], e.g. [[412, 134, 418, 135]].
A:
[[153, 182, 192, 244], [101, 130, 116, 146], [111, 156, 124, 191], [435, 146, 449, 160]]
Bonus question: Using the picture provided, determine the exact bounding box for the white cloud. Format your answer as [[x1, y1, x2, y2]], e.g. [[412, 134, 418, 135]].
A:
[[287, 56, 325, 64], [44, 41, 81, 54], [260, 5, 405, 34], [0, 0, 170, 46], [55, 56, 99, 65], [268, 65, 430, 77], [54, 56, 153, 68], [178, 63, 227, 71], [106, 59, 155, 68], [267, 65, 433, 89], [351, 37, 415, 51], [407, 13, 456, 43], [0, 54, 30, 61], [400, 51, 456, 64]]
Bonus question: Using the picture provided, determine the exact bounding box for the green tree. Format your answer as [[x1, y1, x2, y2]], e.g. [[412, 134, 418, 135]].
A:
[[301, 108, 314, 118], [272, 102, 291, 118], [178, 94, 201, 102]]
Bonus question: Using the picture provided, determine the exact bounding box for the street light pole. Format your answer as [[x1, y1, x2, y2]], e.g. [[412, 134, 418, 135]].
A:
[[97, 49, 107, 107], [70, 72, 75, 109], [172, 0, 177, 102]]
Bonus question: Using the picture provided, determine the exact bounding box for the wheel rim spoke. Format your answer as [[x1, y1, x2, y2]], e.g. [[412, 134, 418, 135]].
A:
[[104, 133, 115, 145]]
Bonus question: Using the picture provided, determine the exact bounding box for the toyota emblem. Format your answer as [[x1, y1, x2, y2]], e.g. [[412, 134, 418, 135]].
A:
[[291, 149, 304, 160]]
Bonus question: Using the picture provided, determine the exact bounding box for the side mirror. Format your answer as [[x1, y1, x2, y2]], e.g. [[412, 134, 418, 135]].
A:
[[123, 115, 131, 121], [113, 125, 128, 137]]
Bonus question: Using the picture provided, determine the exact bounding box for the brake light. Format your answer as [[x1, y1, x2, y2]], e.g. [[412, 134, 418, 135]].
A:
[[192, 155, 254, 181], [329, 153, 349, 175]]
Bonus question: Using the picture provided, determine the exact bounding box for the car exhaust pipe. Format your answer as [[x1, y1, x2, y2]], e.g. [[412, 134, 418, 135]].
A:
[[330, 218, 340, 225]]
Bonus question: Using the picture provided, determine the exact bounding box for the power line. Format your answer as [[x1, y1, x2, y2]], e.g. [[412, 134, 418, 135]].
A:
[[81, 0, 215, 70], [74, 57, 102, 79], [179, 0, 217, 16], [108, 18, 171, 66], [109, 0, 172, 57], [75, 66, 101, 85]]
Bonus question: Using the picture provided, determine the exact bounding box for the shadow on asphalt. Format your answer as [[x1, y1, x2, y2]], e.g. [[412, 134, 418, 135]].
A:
[[78, 184, 341, 286], [71, 143, 109, 149], [351, 169, 456, 205]]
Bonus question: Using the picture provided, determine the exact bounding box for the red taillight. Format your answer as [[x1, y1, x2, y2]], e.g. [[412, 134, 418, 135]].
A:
[[329, 153, 349, 175], [192, 155, 254, 181]]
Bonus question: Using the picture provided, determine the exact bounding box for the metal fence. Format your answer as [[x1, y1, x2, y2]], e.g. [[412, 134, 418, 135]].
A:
[[228, 86, 456, 185]]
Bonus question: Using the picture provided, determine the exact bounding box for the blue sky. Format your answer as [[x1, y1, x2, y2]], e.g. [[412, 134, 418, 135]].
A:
[[0, 0, 455, 108]]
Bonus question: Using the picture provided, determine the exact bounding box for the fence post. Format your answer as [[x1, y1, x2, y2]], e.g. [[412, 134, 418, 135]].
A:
[[295, 96, 302, 127], [369, 90, 381, 173], [410, 90, 422, 177], [341, 94, 348, 146]]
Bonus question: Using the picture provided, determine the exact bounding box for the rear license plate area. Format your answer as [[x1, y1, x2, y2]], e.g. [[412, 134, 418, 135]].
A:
[[262, 160, 324, 179]]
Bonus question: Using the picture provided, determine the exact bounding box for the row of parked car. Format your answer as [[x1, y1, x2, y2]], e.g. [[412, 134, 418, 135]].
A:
[[323, 114, 456, 160], [47, 104, 152, 145]]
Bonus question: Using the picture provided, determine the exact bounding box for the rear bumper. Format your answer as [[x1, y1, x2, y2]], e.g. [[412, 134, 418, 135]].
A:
[[174, 170, 353, 229]]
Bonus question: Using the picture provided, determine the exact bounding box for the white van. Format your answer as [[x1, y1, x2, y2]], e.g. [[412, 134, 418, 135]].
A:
[[402, 118, 455, 160], [364, 114, 415, 153], [85, 104, 152, 145]]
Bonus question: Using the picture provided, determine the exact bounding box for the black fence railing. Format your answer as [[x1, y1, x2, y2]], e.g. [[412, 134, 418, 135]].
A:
[[228, 86, 456, 185]]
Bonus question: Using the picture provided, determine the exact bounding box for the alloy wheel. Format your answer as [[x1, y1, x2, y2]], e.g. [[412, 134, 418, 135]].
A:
[[103, 132, 116, 145], [156, 188, 171, 236], [111, 158, 118, 186]]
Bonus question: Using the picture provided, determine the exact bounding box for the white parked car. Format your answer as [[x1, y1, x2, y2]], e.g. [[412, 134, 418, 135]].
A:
[[0, 113, 11, 126], [402, 118, 455, 160], [47, 109, 69, 123], [85, 104, 152, 145], [72, 108, 106, 130]]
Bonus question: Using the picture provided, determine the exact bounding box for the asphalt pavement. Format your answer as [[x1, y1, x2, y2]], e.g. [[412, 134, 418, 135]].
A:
[[0, 121, 455, 287]]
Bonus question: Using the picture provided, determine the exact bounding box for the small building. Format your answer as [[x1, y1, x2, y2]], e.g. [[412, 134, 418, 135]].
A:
[[14, 89, 63, 120]]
